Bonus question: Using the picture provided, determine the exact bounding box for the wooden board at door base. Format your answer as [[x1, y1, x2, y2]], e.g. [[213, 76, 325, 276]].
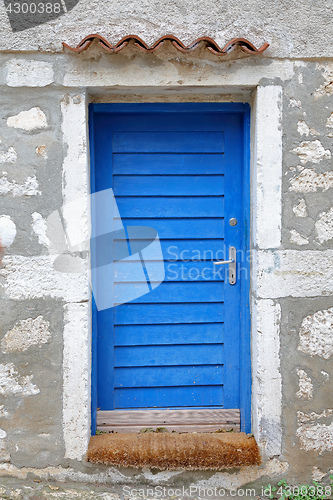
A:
[[97, 409, 240, 433], [89, 103, 251, 434]]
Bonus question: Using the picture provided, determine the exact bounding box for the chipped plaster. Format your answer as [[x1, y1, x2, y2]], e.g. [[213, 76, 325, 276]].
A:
[[326, 113, 333, 129], [31, 212, 49, 248], [0, 148, 17, 165], [315, 207, 333, 244], [297, 120, 319, 137], [298, 307, 333, 359], [297, 120, 310, 136], [0, 440, 10, 463], [293, 199, 307, 217], [296, 369, 313, 400], [289, 98, 302, 108], [35, 145, 47, 158], [289, 167, 333, 193], [292, 140, 331, 165], [0, 406, 8, 418], [297, 120, 310, 135], [297, 410, 333, 424], [296, 422, 333, 454], [7, 107, 48, 131], [0, 363, 39, 396], [312, 467, 326, 482], [1, 316, 51, 353], [1, 255, 89, 302], [290, 229, 309, 246], [0, 216, 16, 247], [314, 63, 333, 97], [0, 174, 40, 196]]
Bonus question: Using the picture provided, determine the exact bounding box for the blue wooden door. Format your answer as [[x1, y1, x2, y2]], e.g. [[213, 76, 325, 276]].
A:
[[90, 103, 251, 432]]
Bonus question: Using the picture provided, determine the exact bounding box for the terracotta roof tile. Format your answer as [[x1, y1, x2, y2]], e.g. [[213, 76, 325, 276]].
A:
[[63, 34, 269, 55]]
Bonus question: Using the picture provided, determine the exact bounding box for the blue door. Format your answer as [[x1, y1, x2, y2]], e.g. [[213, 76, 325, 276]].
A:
[[90, 103, 251, 432]]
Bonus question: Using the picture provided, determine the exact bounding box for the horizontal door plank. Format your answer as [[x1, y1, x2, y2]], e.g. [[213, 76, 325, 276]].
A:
[[114, 365, 223, 388], [114, 343, 224, 367], [113, 176, 224, 196], [114, 385, 223, 408], [97, 408, 240, 433], [117, 196, 224, 218], [111, 239, 226, 261], [112, 132, 224, 153], [113, 153, 224, 175], [114, 303, 224, 325], [115, 282, 224, 304], [160, 239, 227, 260], [114, 323, 224, 346], [114, 261, 226, 282], [118, 218, 224, 239], [97, 111, 229, 132], [97, 423, 239, 433]]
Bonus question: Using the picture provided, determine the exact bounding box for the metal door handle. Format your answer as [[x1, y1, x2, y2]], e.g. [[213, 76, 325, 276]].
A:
[[213, 246, 236, 285]]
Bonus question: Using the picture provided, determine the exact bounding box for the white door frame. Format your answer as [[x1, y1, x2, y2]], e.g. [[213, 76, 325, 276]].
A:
[[61, 85, 283, 461]]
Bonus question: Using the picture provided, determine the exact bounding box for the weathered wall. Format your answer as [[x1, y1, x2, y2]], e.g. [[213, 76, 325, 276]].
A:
[[0, 0, 332, 493], [0, 0, 332, 58]]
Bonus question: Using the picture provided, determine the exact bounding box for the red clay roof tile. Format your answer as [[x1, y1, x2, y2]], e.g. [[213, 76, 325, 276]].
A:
[[63, 34, 269, 55]]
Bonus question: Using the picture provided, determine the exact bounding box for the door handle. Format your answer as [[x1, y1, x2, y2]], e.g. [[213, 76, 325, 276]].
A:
[[213, 246, 236, 285]]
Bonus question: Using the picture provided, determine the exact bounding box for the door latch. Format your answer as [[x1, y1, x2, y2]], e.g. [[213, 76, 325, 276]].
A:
[[213, 246, 236, 285]]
